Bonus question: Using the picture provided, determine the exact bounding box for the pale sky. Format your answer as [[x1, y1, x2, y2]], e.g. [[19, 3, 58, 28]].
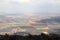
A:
[[0, 0, 60, 16]]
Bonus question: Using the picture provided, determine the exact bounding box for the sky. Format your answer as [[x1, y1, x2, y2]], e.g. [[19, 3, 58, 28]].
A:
[[0, 0, 60, 16]]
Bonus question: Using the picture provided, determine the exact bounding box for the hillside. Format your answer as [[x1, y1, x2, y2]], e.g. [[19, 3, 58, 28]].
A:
[[36, 16, 60, 23]]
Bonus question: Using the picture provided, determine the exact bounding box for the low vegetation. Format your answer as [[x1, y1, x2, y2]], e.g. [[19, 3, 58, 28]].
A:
[[0, 33, 60, 40]]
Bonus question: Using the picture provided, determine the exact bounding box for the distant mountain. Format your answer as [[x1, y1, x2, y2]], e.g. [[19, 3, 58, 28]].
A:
[[36, 16, 60, 23], [4, 13, 23, 16], [0, 15, 6, 19]]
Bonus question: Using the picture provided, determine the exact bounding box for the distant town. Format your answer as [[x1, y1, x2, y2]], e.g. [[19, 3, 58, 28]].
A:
[[0, 15, 59, 35]]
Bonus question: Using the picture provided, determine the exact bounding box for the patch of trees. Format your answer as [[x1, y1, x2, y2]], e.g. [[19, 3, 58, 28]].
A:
[[0, 33, 60, 40]]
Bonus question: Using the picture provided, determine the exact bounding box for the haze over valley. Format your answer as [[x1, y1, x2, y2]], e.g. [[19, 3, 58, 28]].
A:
[[0, 0, 60, 35]]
